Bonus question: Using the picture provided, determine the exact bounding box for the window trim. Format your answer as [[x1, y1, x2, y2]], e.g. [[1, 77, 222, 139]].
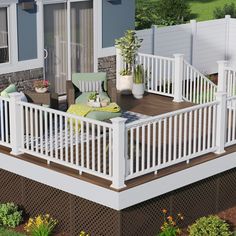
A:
[[0, 1, 44, 75]]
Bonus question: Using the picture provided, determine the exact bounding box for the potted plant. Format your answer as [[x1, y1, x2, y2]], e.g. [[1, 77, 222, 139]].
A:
[[34, 80, 49, 93], [115, 30, 143, 92], [132, 64, 145, 99]]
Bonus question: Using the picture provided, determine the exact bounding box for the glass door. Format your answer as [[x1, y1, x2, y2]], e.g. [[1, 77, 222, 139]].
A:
[[44, 3, 67, 95], [43, 1, 94, 95]]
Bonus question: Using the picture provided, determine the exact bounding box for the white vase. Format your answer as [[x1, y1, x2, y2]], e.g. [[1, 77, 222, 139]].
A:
[[132, 83, 144, 99], [35, 87, 48, 93], [118, 75, 133, 93]]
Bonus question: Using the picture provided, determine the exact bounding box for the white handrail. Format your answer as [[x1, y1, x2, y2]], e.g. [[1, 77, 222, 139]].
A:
[[183, 60, 217, 104]]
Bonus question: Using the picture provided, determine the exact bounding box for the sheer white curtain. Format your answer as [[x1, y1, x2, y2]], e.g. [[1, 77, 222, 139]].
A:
[[0, 7, 8, 48], [71, 1, 93, 73], [44, 3, 67, 94], [0, 7, 9, 64]]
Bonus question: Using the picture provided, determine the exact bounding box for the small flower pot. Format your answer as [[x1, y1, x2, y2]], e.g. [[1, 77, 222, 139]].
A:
[[132, 83, 144, 99], [35, 87, 48, 93]]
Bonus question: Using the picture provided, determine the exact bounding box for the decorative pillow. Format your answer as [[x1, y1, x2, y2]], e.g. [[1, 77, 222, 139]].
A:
[[9, 92, 28, 102], [1, 84, 17, 98]]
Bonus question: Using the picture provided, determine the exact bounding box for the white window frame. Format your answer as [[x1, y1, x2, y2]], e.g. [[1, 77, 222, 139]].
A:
[[0, 0, 44, 75]]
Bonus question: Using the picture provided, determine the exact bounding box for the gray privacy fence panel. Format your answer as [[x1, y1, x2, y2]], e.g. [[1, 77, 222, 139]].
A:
[[136, 17, 234, 75], [193, 19, 226, 74], [136, 28, 153, 54], [229, 19, 236, 68], [155, 24, 192, 63]]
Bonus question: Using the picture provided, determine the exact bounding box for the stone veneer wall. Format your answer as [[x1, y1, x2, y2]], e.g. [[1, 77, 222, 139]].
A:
[[98, 55, 116, 81], [98, 55, 118, 102], [0, 68, 43, 91]]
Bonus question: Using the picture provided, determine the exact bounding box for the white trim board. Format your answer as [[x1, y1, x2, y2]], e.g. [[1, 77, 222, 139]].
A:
[[0, 152, 236, 211]]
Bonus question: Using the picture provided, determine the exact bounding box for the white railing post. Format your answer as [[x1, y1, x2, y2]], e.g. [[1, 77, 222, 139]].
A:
[[110, 117, 127, 189], [9, 94, 23, 155], [173, 54, 184, 102], [215, 92, 227, 154], [116, 48, 122, 91], [217, 60, 228, 92]]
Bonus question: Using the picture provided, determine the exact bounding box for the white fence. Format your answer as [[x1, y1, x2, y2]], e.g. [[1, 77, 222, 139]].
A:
[[125, 101, 218, 180], [136, 16, 236, 74], [137, 53, 175, 97], [0, 74, 236, 188]]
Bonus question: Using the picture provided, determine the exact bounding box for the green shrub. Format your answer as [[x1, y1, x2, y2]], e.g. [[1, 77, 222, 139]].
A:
[[213, 3, 236, 19], [188, 215, 232, 236], [0, 203, 22, 228]]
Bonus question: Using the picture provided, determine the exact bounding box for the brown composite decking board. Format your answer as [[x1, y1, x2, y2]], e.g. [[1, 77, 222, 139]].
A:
[[0, 93, 236, 191]]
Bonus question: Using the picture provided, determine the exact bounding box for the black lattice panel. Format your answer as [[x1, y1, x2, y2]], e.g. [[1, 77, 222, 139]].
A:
[[0, 169, 23, 205], [71, 196, 120, 236], [172, 176, 218, 227], [23, 178, 71, 234], [121, 194, 171, 236], [218, 168, 236, 212]]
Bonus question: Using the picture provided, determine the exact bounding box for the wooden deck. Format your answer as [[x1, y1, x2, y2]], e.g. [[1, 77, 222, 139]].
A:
[[0, 93, 235, 191]]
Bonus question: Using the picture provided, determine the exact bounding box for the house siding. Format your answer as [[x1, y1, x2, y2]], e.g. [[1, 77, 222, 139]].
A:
[[102, 0, 135, 48]]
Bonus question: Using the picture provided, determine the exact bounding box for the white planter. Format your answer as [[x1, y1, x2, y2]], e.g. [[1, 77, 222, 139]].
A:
[[35, 87, 48, 93], [118, 75, 133, 93], [132, 83, 144, 99]]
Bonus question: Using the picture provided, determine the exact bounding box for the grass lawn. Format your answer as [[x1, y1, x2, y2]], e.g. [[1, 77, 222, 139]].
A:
[[187, 0, 236, 21], [0, 228, 26, 236], [136, 0, 236, 22]]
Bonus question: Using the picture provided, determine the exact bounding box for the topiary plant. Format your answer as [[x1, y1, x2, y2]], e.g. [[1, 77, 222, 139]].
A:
[[188, 215, 232, 236], [115, 30, 143, 76], [0, 202, 23, 228]]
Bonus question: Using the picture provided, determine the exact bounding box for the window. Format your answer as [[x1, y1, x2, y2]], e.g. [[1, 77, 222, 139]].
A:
[[0, 7, 9, 64]]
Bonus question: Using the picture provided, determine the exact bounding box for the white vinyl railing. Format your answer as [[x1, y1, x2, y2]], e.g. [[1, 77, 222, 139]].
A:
[[0, 97, 10, 147], [137, 53, 175, 97], [125, 101, 218, 180], [225, 67, 236, 97], [226, 96, 236, 147], [0, 89, 235, 189], [17, 101, 114, 181], [183, 61, 217, 104]]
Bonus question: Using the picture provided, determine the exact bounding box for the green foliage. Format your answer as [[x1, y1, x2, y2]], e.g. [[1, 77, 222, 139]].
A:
[[134, 65, 144, 84], [213, 3, 236, 19], [135, 2, 160, 30], [0, 203, 22, 228], [0, 228, 26, 236], [135, 0, 191, 29], [115, 30, 142, 75], [188, 215, 232, 236], [88, 92, 97, 101], [156, 0, 191, 26]]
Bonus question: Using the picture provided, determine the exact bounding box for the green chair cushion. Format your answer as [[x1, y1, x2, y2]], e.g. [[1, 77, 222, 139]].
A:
[[72, 72, 107, 91], [86, 111, 121, 121], [75, 92, 110, 104], [1, 84, 17, 98]]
